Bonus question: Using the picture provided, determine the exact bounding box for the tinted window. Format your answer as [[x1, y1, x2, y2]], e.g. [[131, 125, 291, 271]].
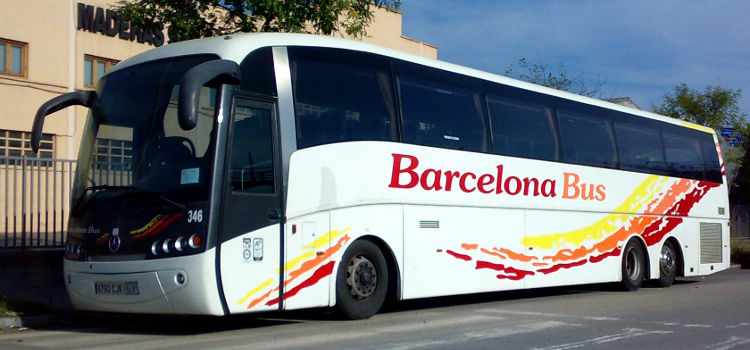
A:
[[487, 91, 557, 161], [700, 136, 722, 183], [290, 48, 397, 149], [558, 109, 617, 168], [614, 121, 667, 174], [663, 130, 704, 180], [240, 47, 277, 96], [229, 102, 275, 193], [396, 62, 487, 152]]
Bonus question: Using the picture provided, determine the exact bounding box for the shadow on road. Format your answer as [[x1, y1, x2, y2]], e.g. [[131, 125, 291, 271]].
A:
[[34, 277, 704, 335]]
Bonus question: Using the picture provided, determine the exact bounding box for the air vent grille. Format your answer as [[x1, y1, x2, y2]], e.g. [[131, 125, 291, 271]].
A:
[[700, 222, 722, 264]]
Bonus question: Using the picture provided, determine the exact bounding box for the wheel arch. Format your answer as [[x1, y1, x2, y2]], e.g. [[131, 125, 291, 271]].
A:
[[356, 235, 401, 302], [664, 236, 685, 277]]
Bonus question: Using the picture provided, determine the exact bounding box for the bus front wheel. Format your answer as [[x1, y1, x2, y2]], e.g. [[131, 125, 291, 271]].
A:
[[620, 239, 645, 291], [336, 240, 388, 320]]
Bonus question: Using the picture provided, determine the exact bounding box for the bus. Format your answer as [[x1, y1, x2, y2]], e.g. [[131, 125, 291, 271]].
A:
[[32, 33, 729, 320]]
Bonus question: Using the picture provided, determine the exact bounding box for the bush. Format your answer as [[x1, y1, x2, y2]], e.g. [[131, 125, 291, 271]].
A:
[[731, 240, 750, 268]]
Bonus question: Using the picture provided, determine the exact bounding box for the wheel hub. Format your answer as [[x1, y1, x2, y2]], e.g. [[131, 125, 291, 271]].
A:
[[347, 255, 377, 300], [660, 245, 676, 274], [625, 247, 640, 280]]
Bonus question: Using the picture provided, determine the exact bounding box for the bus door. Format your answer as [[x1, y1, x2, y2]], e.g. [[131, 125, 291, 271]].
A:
[[218, 95, 283, 314]]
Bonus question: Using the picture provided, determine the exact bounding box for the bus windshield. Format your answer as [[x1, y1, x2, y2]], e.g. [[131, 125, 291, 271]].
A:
[[72, 55, 219, 215], [67, 55, 220, 260]]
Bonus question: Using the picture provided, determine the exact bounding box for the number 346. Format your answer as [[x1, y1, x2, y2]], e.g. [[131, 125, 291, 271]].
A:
[[187, 209, 203, 223]]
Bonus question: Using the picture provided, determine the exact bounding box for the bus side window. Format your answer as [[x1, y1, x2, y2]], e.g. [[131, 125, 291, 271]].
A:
[[395, 62, 487, 152], [289, 48, 397, 149], [663, 130, 704, 181], [700, 136, 723, 183], [486, 92, 557, 161], [614, 121, 667, 175], [558, 109, 617, 168]]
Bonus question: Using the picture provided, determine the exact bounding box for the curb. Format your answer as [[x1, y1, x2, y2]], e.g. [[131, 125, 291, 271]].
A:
[[0, 314, 56, 330]]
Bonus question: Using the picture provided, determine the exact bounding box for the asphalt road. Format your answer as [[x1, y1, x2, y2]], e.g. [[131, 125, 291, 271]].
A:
[[2, 268, 749, 350]]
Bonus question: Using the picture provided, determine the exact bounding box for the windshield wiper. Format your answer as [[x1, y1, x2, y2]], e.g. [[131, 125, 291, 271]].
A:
[[71, 185, 137, 216]]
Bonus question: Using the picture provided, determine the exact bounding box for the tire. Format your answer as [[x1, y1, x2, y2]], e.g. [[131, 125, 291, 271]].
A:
[[656, 240, 677, 287], [336, 240, 389, 320], [620, 239, 645, 291]]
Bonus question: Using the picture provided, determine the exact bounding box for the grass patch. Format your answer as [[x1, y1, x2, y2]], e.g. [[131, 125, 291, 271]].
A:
[[0, 295, 54, 317], [731, 240, 750, 269]]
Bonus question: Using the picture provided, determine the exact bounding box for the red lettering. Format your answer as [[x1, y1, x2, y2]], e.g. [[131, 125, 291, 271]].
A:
[[522, 177, 540, 196], [420, 168, 443, 191], [541, 179, 556, 197], [504, 176, 522, 195], [389, 153, 419, 189], [478, 174, 495, 194], [459, 172, 477, 193], [444, 171, 460, 191], [495, 165, 504, 194], [562, 172, 580, 199]]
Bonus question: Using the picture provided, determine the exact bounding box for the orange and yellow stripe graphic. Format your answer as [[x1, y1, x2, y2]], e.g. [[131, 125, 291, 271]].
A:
[[237, 227, 351, 310], [446, 177, 719, 280]]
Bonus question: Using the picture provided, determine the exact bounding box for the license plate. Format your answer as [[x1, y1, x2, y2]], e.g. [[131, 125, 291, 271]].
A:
[[94, 281, 140, 295]]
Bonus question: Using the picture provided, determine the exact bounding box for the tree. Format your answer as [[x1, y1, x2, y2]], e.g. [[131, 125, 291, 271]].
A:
[[115, 0, 402, 43], [503, 58, 605, 98], [653, 83, 748, 184]]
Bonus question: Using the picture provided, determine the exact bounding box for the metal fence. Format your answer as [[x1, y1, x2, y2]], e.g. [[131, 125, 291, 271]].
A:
[[1, 156, 75, 249]]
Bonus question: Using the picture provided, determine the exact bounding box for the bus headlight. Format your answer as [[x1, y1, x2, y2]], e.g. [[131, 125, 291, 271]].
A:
[[151, 241, 160, 256], [175, 236, 185, 252], [162, 239, 172, 254]]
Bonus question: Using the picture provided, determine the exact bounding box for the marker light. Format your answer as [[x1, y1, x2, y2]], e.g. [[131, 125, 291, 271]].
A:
[[162, 239, 172, 254], [151, 241, 160, 256], [175, 237, 185, 252], [188, 234, 202, 248]]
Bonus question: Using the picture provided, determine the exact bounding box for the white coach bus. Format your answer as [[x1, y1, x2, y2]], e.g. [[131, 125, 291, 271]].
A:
[[32, 33, 729, 319]]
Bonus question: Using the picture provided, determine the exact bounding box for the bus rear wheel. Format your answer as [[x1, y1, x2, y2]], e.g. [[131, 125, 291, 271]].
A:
[[336, 240, 388, 320], [656, 240, 677, 287], [620, 239, 645, 291]]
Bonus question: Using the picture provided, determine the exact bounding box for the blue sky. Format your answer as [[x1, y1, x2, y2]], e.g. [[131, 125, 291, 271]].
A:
[[399, 1, 750, 115]]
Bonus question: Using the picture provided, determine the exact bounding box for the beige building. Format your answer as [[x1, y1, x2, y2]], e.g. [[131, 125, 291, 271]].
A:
[[0, 0, 437, 161]]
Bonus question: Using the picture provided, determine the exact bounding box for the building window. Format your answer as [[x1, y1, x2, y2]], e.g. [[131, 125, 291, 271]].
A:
[[0, 130, 54, 165], [0, 38, 28, 77], [94, 138, 132, 171], [84, 55, 118, 87]]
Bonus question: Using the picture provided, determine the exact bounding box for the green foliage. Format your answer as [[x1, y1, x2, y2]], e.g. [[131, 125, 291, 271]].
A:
[[115, 0, 402, 43], [0, 295, 52, 316], [653, 83, 746, 135], [653, 84, 748, 183], [504, 58, 605, 98]]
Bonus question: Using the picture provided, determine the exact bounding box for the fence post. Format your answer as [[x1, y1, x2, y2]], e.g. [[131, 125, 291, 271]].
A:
[[21, 156, 27, 249]]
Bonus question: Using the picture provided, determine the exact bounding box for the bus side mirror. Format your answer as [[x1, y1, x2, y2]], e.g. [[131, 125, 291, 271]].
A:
[[178, 59, 241, 130], [32, 90, 97, 153]]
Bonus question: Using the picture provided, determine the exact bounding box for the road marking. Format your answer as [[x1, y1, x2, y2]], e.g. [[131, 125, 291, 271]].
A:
[[481, 309, 619, 321], [530, 328, 673, 350], [705, 336, 750, 350], [685, 324, 713, 328], [725, 323, 749, 329], [381, 320, 572, 350]]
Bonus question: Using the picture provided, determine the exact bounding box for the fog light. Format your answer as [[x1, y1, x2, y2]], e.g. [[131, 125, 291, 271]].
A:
[[175, 272, 186, 285], [151, 241, 160, 256], [175, 236, 185, 252], [162, 239, 172, 254]]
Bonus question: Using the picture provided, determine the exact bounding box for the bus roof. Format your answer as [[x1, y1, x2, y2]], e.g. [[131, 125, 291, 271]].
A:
[[109, 32, 715, 136]]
